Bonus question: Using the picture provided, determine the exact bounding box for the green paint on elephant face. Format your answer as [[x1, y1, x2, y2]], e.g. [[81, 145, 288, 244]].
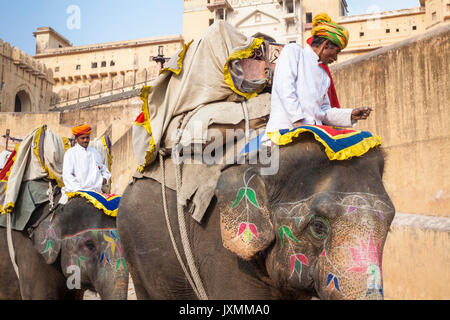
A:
[[279, 225, 299, 248], [77, 256, 87, 268], [232, 187, 259, 209], [308, 215, 330, 240], [115, 257, 127, 272]]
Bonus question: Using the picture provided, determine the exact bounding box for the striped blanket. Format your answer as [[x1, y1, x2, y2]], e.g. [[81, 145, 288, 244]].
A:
[[249, 125, 382, 160]]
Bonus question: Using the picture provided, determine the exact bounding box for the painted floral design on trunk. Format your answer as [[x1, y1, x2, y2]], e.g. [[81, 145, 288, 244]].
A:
[[41, 224, 58, 255], [289, 253, 309, 280], [347, 231, 383, 297], [230, 169, 262, 246], [237, 222, 259, 244]]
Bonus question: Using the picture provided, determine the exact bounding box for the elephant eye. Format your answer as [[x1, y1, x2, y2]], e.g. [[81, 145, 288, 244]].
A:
[[308, 215, 330, 240], [84, 240, 96, 251]]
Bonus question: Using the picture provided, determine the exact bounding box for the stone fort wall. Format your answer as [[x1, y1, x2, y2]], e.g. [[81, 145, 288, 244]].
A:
[[0, 39, 54, 113], [330, 24, 450, 299]]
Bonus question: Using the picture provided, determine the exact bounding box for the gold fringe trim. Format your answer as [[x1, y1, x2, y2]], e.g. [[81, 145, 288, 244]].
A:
[[66, 192, 118, 217], [1, 202, 15, 215], [223, 37, 268, 100], [267, 128, 382, 161], [33, 126, 64, 188], [62, 136, 71, 152], [101, 135, 113, 190], [101, 136, 113, 172], [159, 40, 194, 76], [138, 86, 156, 173], [1, 144, 20, 214]]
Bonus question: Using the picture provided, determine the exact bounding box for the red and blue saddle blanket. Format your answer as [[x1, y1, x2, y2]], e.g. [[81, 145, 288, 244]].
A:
[[66, 191, 121, 217], [242, 125, 382, 161]]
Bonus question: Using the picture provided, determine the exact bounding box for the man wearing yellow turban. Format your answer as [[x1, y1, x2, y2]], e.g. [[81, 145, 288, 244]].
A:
[[265, 13, 372, 135], [61, 124, 111, 198]]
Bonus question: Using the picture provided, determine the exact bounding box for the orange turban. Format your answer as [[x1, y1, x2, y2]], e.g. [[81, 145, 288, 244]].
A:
[[72, 124, 92, 137]]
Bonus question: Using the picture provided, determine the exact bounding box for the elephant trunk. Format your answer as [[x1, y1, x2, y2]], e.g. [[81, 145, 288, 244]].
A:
[[315, 224, 387, 300], [96, 271, 129, 300]]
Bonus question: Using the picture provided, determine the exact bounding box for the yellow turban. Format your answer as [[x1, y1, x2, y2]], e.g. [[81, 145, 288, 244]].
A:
[[312, 13, 349, 49], [72, 124, 92, 137]]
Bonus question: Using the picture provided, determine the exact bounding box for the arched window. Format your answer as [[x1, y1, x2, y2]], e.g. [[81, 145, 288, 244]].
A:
[[14, 90, 32, 112]]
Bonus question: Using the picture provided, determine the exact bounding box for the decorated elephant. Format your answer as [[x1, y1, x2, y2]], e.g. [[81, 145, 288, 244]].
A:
[[117, 134, 395, 299], [0, 196, 129, 300]]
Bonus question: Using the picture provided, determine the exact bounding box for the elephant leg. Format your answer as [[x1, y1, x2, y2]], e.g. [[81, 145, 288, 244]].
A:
[[118, 179, 197, 300], [13, 231, 69, 300], [128, 264, 151, 300], [0, 229, 21, 299]]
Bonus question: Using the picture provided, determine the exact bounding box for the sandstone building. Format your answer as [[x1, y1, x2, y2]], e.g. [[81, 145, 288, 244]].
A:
[[27, 0, 449, 109], [183, 0, 449, 62], [0, 39, 54, 113], [34, 27, 184, 108]]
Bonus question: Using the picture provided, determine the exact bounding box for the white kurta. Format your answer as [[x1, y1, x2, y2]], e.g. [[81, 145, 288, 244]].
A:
[[62, 144, 111, 194], [266, 43, 355, 133]]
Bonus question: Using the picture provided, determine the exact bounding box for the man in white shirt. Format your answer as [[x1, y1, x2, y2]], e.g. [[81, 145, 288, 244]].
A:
[[62, 124, 111, 195], [266, 13, 371, 134]]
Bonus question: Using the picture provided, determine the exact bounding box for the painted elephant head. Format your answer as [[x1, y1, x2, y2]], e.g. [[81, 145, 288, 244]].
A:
[[32, 197, 129, 300], [216, 137, 395, 300]]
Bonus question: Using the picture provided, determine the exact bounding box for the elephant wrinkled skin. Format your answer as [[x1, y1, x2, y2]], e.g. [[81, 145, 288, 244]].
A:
[[117, 135, 394, 300]]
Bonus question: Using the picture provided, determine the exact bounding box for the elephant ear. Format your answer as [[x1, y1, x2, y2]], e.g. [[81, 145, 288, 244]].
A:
[[216, 166, 274, 260], [32, 216, 62, 264]]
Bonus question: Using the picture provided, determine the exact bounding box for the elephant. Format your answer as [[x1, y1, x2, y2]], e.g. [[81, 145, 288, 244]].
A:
[[0, 195, 129, 300], [117, 134, 395, 300]]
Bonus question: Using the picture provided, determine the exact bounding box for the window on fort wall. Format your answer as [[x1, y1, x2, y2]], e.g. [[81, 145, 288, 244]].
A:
[[306, 12, 312, 23], [286, 0, 294, 14], [55, 67, 60, 72], [217, 8, 224, 20], [360, 32, 364, 37], [92, 62, 98, 68], [110, 61, 115, 66], [412, 25, 417, 30], [386, 29, 390, 33], [101, 61, 107, 67], [76, 65, 81, 70]]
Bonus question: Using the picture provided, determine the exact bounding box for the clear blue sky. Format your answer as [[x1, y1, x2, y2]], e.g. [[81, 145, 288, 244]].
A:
[[0, 0, 420, 56]]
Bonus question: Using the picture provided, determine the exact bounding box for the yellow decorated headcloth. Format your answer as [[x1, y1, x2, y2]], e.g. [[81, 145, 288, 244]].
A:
[[312, 13, 349, 49]]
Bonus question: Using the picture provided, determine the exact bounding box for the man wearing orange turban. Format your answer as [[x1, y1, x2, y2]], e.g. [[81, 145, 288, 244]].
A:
[[72, 124, 92, 137], [61, 124, 110, 197], [265, 13, 372, 135]]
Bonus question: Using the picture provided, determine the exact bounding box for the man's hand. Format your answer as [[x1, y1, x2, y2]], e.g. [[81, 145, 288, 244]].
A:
[[351, 107, 373, 120], [103, 178, 107, 185]]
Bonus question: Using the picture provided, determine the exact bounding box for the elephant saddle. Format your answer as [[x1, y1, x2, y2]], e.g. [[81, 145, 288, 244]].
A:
[[66, 191, 121, 217]]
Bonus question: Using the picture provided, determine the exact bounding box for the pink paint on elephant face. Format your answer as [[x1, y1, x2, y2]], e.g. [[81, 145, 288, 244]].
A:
[[248, 223, 258, 238], [347, 231, 382, 274], [237, 223, 247, 236]]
